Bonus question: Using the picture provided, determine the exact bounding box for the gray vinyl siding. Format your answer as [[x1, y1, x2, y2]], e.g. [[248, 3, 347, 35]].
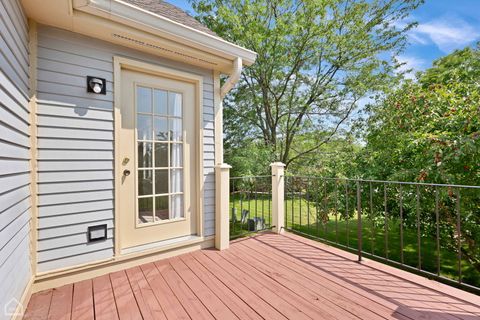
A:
[[0, 0, 32, 318], [36, 25, 216, 272]]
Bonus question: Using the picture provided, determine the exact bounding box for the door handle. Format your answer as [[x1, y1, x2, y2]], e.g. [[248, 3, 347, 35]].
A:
[[123, 169, 131, 176]]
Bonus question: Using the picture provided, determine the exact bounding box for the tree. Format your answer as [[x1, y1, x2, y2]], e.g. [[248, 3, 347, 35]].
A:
[[360, 45, 480, 279], [192, 0, 422, 167], [360, 45, 480, 185]]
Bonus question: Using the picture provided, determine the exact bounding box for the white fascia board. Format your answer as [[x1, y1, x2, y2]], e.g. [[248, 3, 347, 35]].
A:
[[74, 0, 257, 66]]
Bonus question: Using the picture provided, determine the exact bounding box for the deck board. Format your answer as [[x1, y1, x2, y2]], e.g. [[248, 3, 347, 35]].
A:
[[24, 289, 52, 320], [92, 274, 119, 320], [230, 241, 383, 320], [47, 284, 73, 320], [239, 235, 417, 320], [180, 253, 263, 320], [192, 250, 289, 320], [125, 266, 167, 320], [217, 249, 343, 319], [109, 270, 142, 320], [169, 256, 239, 319], [154, 259, 214, 320], [71, 280, 94, 320], [140, 262, 190, 320], [203, 249, 313, 320], [24, 232, 480, 319]]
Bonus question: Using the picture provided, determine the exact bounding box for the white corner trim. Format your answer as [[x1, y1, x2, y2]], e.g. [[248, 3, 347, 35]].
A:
[[74, 0, 257, 67]]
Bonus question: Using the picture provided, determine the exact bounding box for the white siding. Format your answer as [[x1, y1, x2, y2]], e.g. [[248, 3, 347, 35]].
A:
[[0, 0, 31, 318], [36, 25, 216, 272]]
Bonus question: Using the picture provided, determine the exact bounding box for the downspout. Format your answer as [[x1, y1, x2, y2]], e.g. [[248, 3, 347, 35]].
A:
[[220, 57, 242, 98]]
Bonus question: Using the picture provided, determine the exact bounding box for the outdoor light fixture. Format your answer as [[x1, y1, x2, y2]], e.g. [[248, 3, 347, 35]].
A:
[[87, 76, 106, 94], [87, 224, 108, 242]]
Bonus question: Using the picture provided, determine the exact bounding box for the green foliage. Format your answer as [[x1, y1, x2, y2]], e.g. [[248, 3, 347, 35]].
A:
[[191, 0, 422, 168], [287, 133, 362, 177], [359, 45, 480, 279], [361, 45, 480, 185], [226, 141, 274, 177]]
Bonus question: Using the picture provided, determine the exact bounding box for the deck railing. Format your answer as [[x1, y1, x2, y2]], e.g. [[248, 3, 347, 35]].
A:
[[284, 176, 480, 294], [229, 175, 273, 239]]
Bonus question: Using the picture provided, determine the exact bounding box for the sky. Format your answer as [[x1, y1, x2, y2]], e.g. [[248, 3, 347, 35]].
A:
[[167, 0, 480, 77], [397, 0, 480, 77]]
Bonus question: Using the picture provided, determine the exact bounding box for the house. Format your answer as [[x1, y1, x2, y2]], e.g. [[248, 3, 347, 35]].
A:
[[0, 0, 255, 317]]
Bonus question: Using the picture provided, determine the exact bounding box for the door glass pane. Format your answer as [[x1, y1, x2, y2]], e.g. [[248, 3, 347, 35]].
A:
[[154, 117, 168, 141], [137, 87, 152, 113], [170, 194, 184, 219], [154, 196, 169, 221], [169, 118, 182, 141], [154, 143, 168, 168], [137, 114, 152, 140], [155, 169, 168, 194], [154, 89, 168, 115], [136, 87, 184, 224], [170, 169, 183, 193], [138, 197, 153, 224], [138, 170, 153, 195], [138, 142, 152, 168], [168, 92, 182, 117], [170, 144, 183, 167]]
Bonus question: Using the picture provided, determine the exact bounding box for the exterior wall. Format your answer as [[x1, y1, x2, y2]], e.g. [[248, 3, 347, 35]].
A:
[[36, 25, 216, 273], [0, 0, 32, 317]]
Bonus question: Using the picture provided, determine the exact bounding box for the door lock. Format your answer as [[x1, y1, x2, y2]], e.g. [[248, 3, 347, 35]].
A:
[[123, 169, 131, 176]]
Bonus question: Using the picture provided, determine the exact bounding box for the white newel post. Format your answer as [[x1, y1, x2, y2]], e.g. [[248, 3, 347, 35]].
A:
[[215, 163, 231, 250], [271, 162, 286, 234]]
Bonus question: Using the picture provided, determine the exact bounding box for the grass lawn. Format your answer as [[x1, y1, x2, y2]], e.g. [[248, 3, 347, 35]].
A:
[[229, 194, 480, 289]]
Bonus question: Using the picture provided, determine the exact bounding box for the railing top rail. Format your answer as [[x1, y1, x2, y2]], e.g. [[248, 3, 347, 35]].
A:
[[230, 175, 272, 180], [284, 175, 480, 189]]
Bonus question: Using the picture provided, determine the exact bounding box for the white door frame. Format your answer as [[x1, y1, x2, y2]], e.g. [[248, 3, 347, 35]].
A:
[[113, 56, 204, 256]]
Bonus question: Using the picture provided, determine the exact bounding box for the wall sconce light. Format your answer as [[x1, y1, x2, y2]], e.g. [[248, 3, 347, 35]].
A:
[[87, 224, 108, 242], [87, 76, 106, 94]]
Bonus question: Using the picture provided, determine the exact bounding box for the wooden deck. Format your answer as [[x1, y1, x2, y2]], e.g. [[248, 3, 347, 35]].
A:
[[24, 232, 480, 320]]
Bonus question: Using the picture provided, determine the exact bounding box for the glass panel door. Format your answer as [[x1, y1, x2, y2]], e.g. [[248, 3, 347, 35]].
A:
[[136, 86, 184, 225]]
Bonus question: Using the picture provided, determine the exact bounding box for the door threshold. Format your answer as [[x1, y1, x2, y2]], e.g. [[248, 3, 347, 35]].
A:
[[121, 235, 203, 255]]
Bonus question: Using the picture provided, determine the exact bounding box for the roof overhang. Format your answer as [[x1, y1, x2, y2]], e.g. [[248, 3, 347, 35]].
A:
[[21, 0, 257, 74]]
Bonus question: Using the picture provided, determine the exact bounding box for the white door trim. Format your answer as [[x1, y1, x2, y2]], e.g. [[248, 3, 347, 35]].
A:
[[113, 56, 204, 257]]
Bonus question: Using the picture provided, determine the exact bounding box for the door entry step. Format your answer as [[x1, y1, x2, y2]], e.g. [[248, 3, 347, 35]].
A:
[[121, 235, 203, 255]]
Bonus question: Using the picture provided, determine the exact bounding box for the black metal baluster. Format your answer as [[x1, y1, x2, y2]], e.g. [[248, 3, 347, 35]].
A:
[[416, 185, 421, 270], [291, 177, 295, 229], [400, 185, 404, 265], [254, 178, 258, 230], [307, 178, 311, 234], [346, 181, 349, 248], [248, 179, 251, 228], [384, 183, 389, 260], [324, 180, 328, 235], [299, 178, 303, 230], [232, 178, 235, 236], [335, 179, 338, 244], [435, 187, 440, 277], [456, 189, 462, 283], [357, 181, 362, 262], [240, 180, 243, 235], [370, 182, 374, 255], [262, 178, 265, 230]]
